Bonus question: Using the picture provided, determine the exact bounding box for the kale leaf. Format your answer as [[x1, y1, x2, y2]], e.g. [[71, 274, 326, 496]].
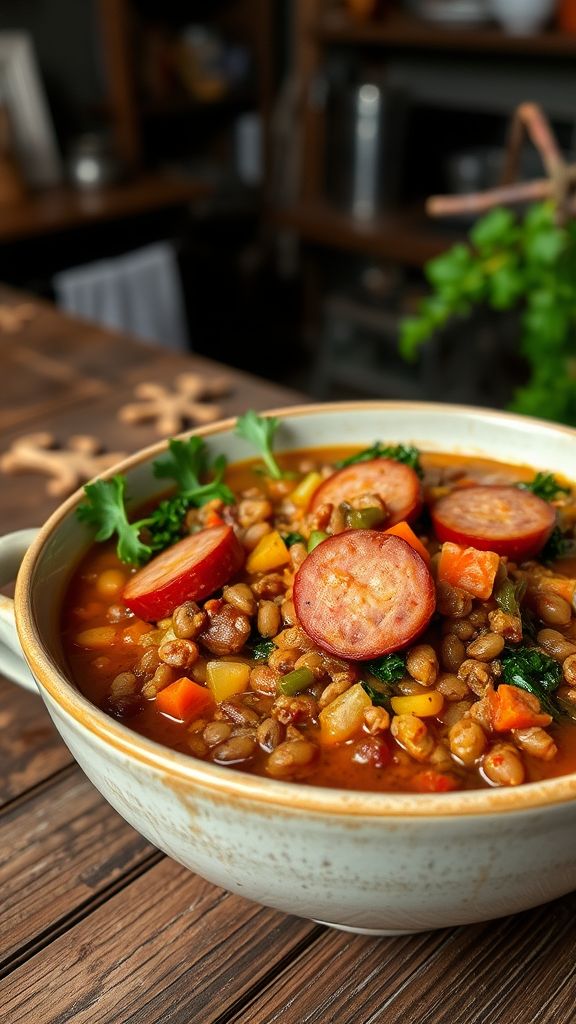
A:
[[541, 525, 576, 564], [365, 653, 406, 684], [518, 472, 570, 502], [361, 681, 392, 707], [283, 532, 306, 547], [500, 645, 562, 718], [249, 638, 276, 662], [336, 443, 423, 478]]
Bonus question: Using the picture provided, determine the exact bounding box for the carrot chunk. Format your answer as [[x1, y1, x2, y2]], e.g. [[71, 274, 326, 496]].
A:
[[487, 684, 552, 731], [412, 769, 459, 793], [384, 520, 430, 564], [156, 677, 215, 721], [438, 541, 499, 600]]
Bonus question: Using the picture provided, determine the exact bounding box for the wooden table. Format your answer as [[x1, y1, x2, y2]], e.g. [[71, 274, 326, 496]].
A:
[[1, 292, 576, 1024]]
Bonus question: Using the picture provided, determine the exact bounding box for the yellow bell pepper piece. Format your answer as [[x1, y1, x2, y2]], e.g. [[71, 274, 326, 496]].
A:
[[390, 692, 444, 717], [246, 530, 290, 574], [290, 471, 323, 509], [319, 682, 372, 746], [206, 661, 251, 702]]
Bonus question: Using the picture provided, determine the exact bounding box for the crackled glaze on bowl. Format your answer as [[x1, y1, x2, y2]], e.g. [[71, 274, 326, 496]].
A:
[[8, 402, 576, 933]]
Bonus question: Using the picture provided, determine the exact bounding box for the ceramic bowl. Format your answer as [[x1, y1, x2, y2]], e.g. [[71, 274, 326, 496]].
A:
[[2, 401, 576, 936]]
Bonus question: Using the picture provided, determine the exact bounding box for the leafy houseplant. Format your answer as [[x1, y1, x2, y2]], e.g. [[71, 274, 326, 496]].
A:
[[400, 201, 576, 426], [399, 103, 576, 426]]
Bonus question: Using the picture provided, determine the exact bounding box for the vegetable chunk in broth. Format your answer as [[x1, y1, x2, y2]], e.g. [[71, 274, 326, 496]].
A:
[[63, 415, 576, 793]]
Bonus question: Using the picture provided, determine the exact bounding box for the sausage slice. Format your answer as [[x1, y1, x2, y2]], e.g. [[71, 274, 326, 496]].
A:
[[293, 531, 435, 660], [123, 525, 245, 621], [309, 459, 421, 526], [430, 486, 555, 561]]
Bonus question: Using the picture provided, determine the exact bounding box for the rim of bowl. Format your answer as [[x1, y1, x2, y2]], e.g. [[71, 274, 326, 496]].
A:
[[15, 399, 576, 818]]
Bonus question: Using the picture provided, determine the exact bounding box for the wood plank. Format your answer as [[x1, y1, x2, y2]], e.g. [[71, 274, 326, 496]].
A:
[[0, 768, 155, 968], [1, 348, 304, 534], [0, 677, 71, 808], [2, 858, 319, 1024], [1, 346, 107, 432], [226, 896, 576, 1024]]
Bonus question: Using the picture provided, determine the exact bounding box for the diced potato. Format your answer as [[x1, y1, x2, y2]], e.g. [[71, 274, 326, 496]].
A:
[[75, 626, 117, 649], [319, 682, 372, 746], [122, 621, 154, 645], [246, 530, 290, 574], [290, 471, 323, 508], [206, 661, 251, 702], [390, 692, 444, 717]]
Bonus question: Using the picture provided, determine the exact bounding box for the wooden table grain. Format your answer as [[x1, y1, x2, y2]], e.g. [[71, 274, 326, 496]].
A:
[[1, 290, 575, 1024]]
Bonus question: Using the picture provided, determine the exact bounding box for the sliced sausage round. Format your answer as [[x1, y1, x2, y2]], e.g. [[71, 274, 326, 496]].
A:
[[430, 486, 555, 560], [309, 458, 421, 526], [123, 525, 245, 621], [293, 531, 435, 660]]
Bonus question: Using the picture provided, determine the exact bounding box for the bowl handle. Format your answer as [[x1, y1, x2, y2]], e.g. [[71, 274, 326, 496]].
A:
[[0, 529, 40, 692]]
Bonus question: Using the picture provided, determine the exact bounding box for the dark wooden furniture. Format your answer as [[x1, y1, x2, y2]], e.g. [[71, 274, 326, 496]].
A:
[[0, 1, 272, 248], [274, 1, 576, 267], [0, 173, 210, 245], [1, 291, 576, 1022], [98, 0, 274, 173]]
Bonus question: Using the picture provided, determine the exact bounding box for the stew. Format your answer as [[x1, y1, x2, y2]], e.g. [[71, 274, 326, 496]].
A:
[[61, 419, 576, 793]]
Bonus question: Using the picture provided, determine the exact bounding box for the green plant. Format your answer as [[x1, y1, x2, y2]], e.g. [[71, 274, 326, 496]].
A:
[[399, 202, 576, 425]]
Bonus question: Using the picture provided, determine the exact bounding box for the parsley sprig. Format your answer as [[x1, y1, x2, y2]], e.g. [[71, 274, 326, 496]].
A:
[[77, 475, 153, 565], [77, 436, 234, 566], [235, 410, 289, 479]]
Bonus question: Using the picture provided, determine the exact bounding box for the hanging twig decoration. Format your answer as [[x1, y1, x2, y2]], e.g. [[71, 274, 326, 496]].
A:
[[427, 103, 576, 224]]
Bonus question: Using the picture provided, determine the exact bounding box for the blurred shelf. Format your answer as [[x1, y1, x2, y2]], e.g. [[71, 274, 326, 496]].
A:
[[270, 200, 458, 266], [141, 91, 257, 118], [315, 10, 576, 56], [0, 173, 211, 244]]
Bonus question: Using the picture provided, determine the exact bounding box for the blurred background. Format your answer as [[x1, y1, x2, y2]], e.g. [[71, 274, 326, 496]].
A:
[[1, 0, 575, 410]]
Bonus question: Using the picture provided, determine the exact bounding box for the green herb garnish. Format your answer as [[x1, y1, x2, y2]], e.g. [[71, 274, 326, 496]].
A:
[[153, 437, 234, 506], [77, 436, 234, 565], [518, 472, 570, 502], [235, 410, 287, 479], [144, 493, 194, 552], [336, 443, 423, 478], [541, 525, 571, 564], [283, 532, 306, 547], [249, 638, 276, 662], [77, 475, 153, 566], [361, 680, 392, 707], [500, 645, 562, 718], [365, 653, 406, 685]]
